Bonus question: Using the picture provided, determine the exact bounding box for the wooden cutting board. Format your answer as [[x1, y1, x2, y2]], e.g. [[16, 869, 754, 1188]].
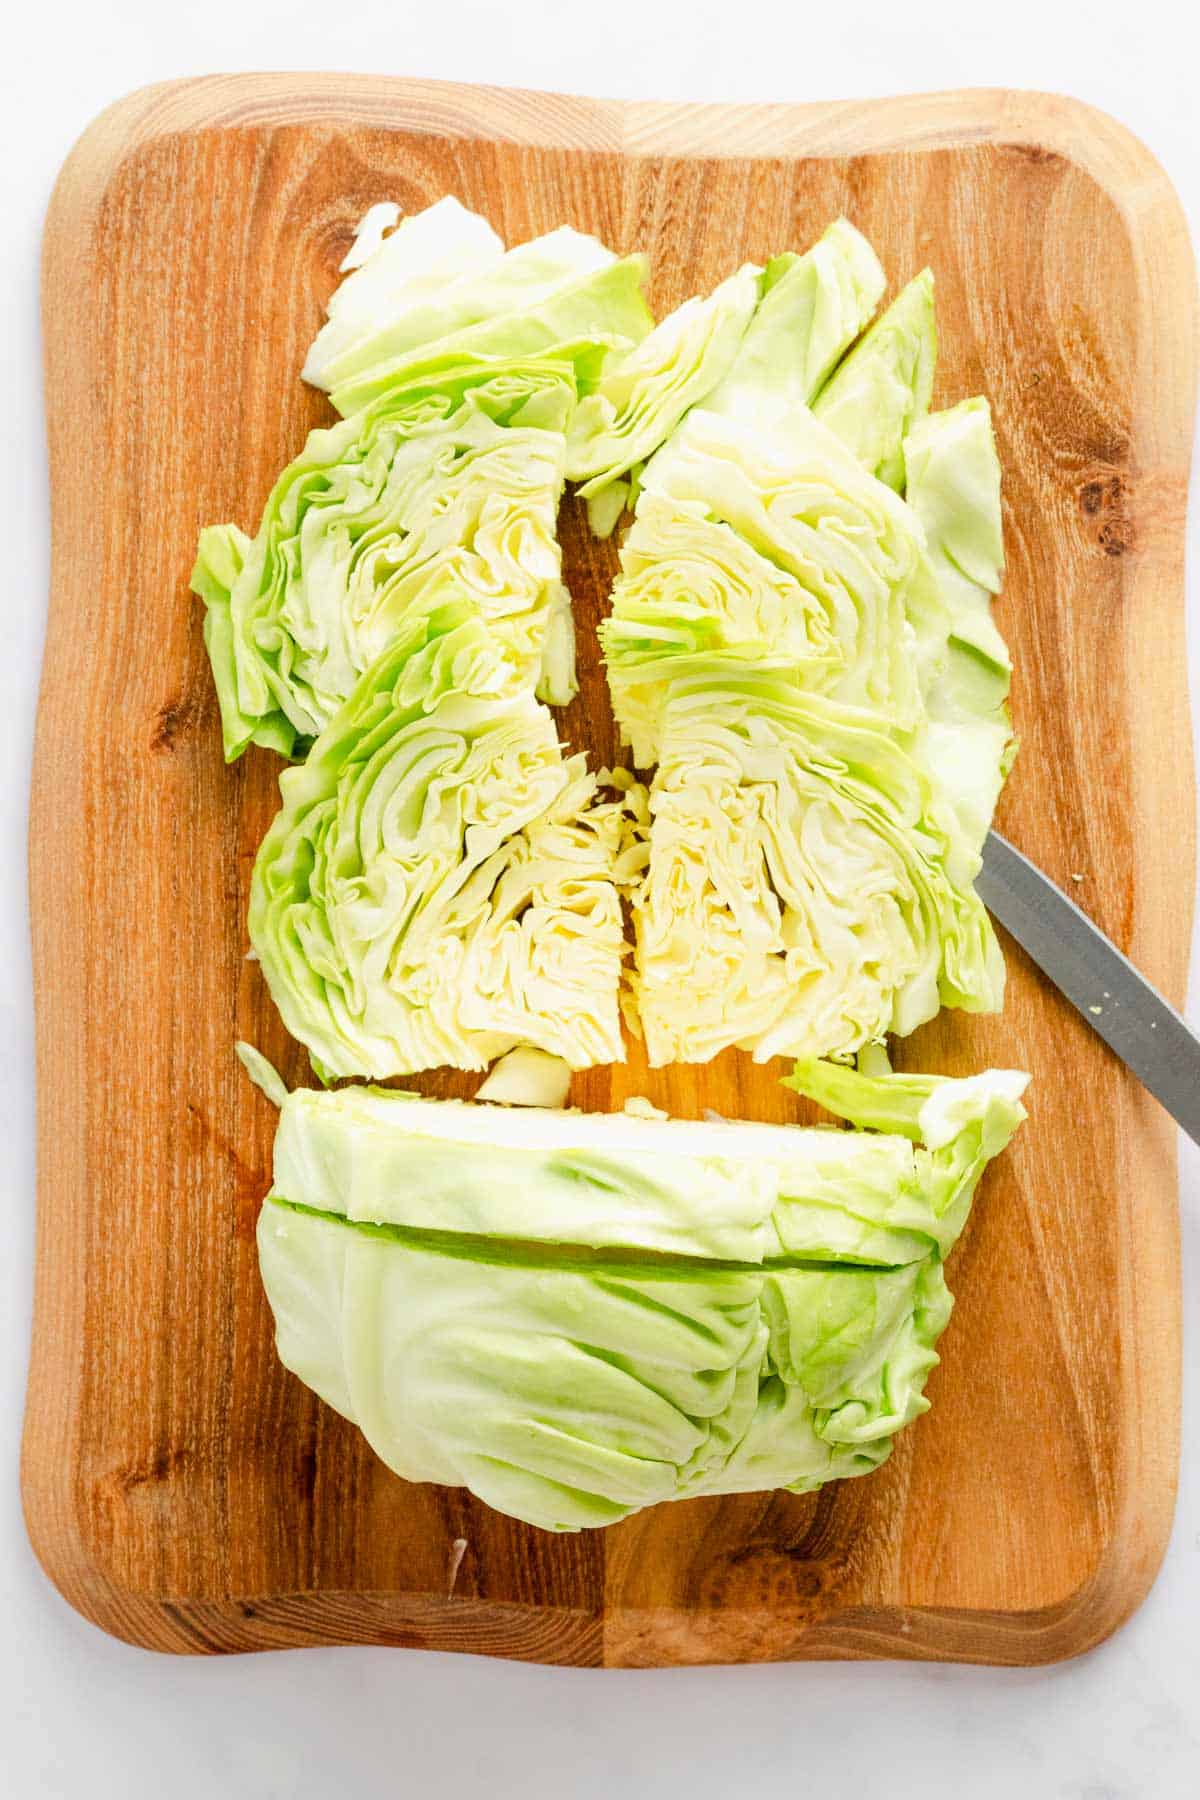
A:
[[25, 75, 1196, 1667]]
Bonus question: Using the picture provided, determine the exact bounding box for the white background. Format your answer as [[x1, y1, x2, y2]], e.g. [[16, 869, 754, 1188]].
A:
[[3, 3, 1198, 1795]]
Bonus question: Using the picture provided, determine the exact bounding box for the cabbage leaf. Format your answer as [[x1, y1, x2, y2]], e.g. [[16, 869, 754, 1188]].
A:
[[303, 196, 505, 391], [812, 269, 937, 490], [902, 398, 1014, 850]]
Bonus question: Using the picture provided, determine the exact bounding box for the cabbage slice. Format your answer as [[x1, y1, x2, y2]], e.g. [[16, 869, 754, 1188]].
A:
[[565, 264, 763, 501], [303, 196, 505, 390], [255, 1067, 1025, 1531], [194, 363, 580, 760], [629, 673, 1004, 1066], [265, 1066, 1025, 1264], [248, 601, 626, 1078], [902, 398, 1014, 851], [603, 402, 926, 766], [812, 269, 937, 490]]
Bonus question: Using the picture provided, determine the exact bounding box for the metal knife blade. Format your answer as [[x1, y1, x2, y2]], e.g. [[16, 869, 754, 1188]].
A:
[[977, 831, 1200, 1146]]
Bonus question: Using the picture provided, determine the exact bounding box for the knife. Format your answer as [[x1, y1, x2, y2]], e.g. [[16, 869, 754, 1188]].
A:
[[977, 831, 1200, 1146]]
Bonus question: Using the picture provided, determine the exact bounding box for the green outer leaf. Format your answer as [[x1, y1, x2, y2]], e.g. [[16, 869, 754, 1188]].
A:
[[705, 218, 886, 419], [903, 398, 1014, 851], [812, 269, 937, 490]]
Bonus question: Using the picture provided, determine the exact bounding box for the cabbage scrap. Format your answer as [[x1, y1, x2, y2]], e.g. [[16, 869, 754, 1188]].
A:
[[565, 263, 763, 504]]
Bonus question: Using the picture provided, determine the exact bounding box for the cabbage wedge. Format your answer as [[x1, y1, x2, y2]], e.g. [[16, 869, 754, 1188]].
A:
[[603, 402, 926, 766], [196, 203, 655, 760], [629, 673, 1004, 1066], [194, 362, 582, 760], [248, 601, 626, 1078], [256, 1064, 1026, 1530], [599, 220, 1010, 1062]]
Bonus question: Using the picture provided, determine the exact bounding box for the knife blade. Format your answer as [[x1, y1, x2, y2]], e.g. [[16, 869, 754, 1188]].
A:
[[977, 831, 1200, 1146]]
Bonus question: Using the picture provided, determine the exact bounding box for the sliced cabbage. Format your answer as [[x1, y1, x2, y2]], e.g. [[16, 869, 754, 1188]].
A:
[[194, 363, 581, 760], [812, 269, 937, 489], [565, 264, 763, 501], [265, 1068, 1024, 1263], [248, 601, 626, 1078], [602, 402, 925, 766], [303, 196, 505, 390], [629, 673, 1004, 1066], [902, 398, 1014, 851], [599, 224, 1009, 1062], [255, 1069, 1024, 1530], [322, 242, 653, 418], [600, 493, 842, 766], [705, 218, 886, 422]]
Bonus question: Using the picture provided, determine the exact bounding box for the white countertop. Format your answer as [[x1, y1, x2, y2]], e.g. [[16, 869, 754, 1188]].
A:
[[4, 3, 1198, 1795]]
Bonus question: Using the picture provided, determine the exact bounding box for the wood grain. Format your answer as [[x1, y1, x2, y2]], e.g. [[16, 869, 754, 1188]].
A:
[[25, 76, 1196, 1666]]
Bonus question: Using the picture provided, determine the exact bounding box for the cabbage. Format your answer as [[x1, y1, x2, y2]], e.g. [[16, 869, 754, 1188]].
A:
[[194, 362, 582, 760], [705, 218, 885, 421], [475, 1046, 571, 1107], [266, 1065, 1024, 1264], [196, 210, 656, 760], [248, 601, 626, 1078], [303, 196, 505, 390], [629, 673, 1004, 1066], [322, 240, 653, 418], [602, 402, 925, 766], [600, 225, 1007, 1062], [600, 492, 843, 766], [256, 1068, 1024, 1529], [902, 399, 1014, 850], [812, 269, 937, 490], [565, 264, 763, 501]]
